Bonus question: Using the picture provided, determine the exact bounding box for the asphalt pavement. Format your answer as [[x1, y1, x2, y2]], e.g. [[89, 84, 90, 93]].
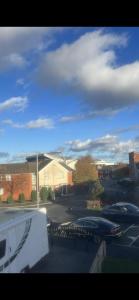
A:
[[32, 236, 99, 273], [46, 203, 75, 223]]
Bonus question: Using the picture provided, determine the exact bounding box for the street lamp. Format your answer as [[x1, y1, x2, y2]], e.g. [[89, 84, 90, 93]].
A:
[[36, 153, 39, 208]]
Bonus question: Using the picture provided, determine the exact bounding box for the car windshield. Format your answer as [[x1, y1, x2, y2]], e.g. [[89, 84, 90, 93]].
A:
[[95, 218, 116, 228], [77, 218, 115, 228], [124, 204, 139, 212]]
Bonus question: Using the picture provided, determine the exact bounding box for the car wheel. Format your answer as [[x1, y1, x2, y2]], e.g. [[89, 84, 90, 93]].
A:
[[93, 235, 101, 244]]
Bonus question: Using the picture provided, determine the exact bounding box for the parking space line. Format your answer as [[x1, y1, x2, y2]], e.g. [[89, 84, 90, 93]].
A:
[[123, 224, 135, 234], [128, 235, 139, 247]]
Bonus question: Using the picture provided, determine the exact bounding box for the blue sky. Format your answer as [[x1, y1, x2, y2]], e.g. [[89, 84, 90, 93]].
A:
[[1, 27, 139, 163]]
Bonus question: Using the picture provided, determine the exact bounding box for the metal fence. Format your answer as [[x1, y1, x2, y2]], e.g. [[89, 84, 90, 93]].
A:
[[48, 224, 98, 240]]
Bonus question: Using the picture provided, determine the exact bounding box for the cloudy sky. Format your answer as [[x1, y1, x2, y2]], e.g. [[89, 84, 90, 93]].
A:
[[1, 27, 139, 163]]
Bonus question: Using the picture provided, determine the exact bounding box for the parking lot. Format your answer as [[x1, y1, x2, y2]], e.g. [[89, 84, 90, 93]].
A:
[[46, 204, 139, 247], [112, 223, 139, 248], [32, 236, 99, 273]]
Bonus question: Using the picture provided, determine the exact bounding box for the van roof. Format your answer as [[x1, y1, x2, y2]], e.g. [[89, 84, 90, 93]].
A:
[[0, 208, 34, 225]]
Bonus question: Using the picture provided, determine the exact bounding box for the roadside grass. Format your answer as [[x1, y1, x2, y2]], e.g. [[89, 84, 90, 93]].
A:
[[0, 200, 51, 208], [102, 256, 139, 273], [89, 207, 102, 211]]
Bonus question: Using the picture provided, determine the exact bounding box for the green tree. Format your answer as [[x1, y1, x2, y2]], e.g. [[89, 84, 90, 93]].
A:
[[112, 163, 129, 179], [40, 187, 48, 202], [18, 193, 25, 203], [31, 190, 37, 202], [47, 187, 55, 200], [73, 155, 98, 184], [91, 180, 104, 200], [7, 193, 13, 204]]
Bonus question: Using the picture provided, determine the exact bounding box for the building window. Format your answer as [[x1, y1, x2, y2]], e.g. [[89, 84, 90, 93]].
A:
[[0, 188, 4, 195], [0, 240, 6, 259], [5, 175, 11, 181]]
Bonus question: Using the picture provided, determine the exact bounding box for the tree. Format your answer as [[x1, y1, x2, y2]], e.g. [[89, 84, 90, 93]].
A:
[[31, 190, 37, 202], [7, 193, 13, 204], [40, 187, 49, 202], [90, 180, 104, 200], [18, 193, 25, 203], [47, 187, 55, 200], [73, 155, 98, 184], [113, 164, 129, 179]]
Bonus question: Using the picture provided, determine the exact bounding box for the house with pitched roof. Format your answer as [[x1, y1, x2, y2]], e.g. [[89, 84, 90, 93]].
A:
[[0, 154, 73, 201]]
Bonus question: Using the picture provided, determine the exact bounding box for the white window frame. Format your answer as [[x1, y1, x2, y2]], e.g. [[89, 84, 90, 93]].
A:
[[0, 188, 4, 195], [5, 175, 11, 181]]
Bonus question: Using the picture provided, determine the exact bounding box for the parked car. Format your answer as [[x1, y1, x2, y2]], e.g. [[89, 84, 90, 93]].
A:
[[47, 216, 52, 228], [101, 202, 139, 223], [57, 217, 122, 243], [117, 178, 134, 188]]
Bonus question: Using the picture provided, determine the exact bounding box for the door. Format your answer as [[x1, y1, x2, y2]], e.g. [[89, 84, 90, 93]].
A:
[[0, 233, 10, 273]]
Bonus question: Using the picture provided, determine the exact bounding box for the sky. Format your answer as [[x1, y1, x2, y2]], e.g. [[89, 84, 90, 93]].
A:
[[1, 27, 139, 163]]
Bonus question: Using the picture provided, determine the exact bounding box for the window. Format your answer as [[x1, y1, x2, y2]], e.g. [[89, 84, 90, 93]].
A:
[[0, 240, 6, 259], [6, 175, 11, 181], [111, 206, 121, 211], [85, 221, 98, 228], [0, 188, 4, 196], [76, 220, 98, 228]]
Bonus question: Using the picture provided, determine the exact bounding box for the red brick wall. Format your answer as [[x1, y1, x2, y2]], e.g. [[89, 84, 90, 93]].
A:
[[67, 172, 73, 185], [0, 173, 32, 201], [129, 152, 139, 179], [129, 152, 139, 164]]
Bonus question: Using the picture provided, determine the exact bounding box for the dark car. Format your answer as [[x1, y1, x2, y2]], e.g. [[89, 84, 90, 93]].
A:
[[57, 217, 122, 243], [101, 202, 139, 224], [47, 217, 57, 228]]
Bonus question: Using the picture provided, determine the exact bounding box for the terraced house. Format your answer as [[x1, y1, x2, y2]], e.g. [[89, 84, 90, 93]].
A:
[[0, 153, 74, 201]]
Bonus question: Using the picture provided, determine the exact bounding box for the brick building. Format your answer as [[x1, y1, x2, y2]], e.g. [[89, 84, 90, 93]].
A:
[[0, 155, 73, 201], [0, 162, 37, 201], [129, 152, 139, 180]]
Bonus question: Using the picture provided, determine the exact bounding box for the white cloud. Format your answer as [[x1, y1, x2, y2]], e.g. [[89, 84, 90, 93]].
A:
[[16, 78, 24, 86], [26, 118, 54, 129], [2, 119, 24, 128], [112, 124, 139, 134], [65, 134, 139, 162], [0, 27, 62, 71], [0, 128, 4, 134], [3, 117, 54, 129], [0, 152, 9, 158], [10, 151, 39, 162], [36, 29, 139, 114], [0, 96, 28, 112], [60, 108, 120, 123]]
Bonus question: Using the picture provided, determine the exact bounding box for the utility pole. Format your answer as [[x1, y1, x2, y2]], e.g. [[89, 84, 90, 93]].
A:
[[52, 166, 55, 201], [36, 153, 39, 208]]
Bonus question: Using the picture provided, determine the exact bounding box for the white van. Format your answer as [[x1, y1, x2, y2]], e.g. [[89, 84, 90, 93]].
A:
[[0, 207, 49, 273]]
